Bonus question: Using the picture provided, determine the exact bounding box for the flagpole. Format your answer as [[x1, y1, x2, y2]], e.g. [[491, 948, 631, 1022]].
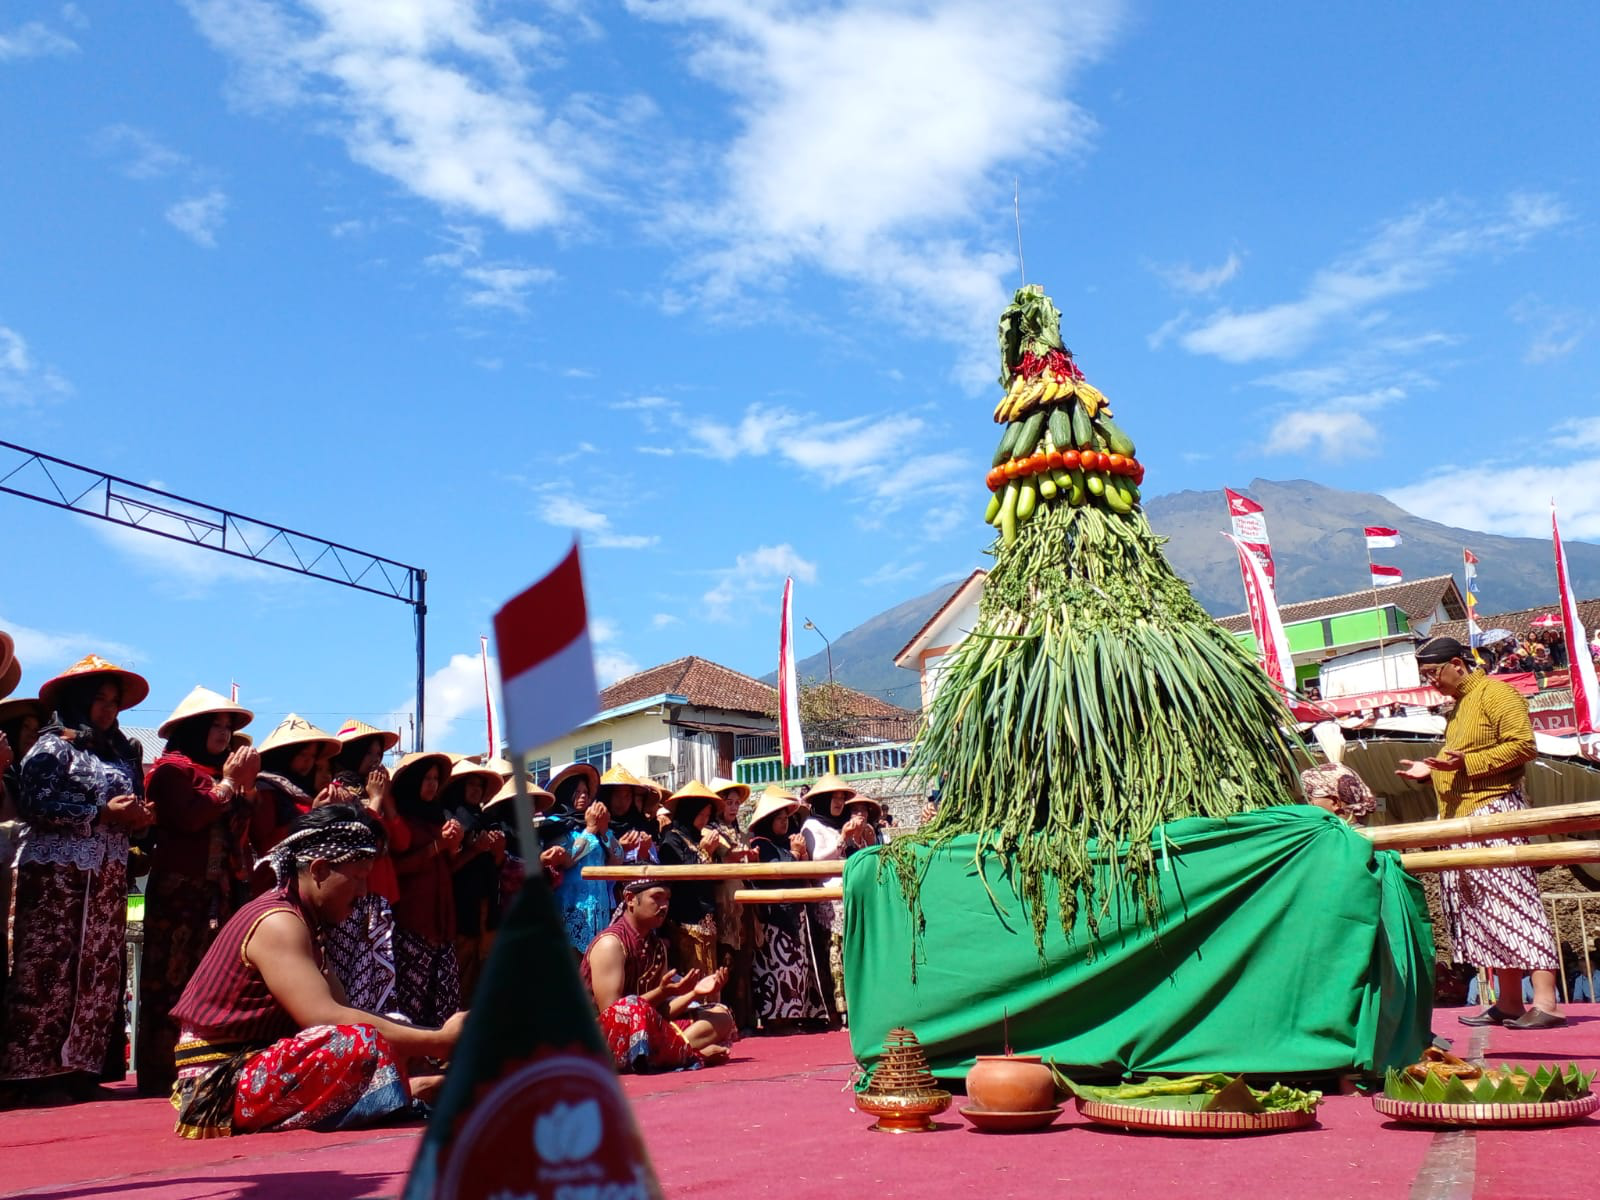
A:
[[480, 634, 495, 759], [1366, 540, 1392, 689]]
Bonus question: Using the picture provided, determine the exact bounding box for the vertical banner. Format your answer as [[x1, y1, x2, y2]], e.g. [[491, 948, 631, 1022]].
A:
[[1225, 488, 1277, 596], [778, 576, 807, 768], [1462, 548, 1483, 651], [1224, 532, 1295, 692], [479, 634, 497, 759], [1552, 505, 1600, 759]]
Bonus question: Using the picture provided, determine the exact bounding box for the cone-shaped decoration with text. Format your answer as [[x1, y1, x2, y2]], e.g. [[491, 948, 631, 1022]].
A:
[[886, 284, 1305, 950], [402, 873, 664, 1200]]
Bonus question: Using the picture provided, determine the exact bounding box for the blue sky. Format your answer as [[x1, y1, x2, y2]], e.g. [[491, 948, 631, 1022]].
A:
[[3, 1, 1598, 749]]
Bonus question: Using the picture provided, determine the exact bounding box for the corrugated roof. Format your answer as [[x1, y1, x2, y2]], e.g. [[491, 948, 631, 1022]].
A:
[[1216, 574, 1466, 634], [1433, 598, 1600, 644]]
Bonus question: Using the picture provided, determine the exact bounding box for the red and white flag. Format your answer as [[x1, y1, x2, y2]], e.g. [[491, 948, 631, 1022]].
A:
[[479, 635, 498, 758], [1225, 488, 1276, 595], [777, 577, 807, 769], [1552, 504, 1600, 757], [1370, 563, 1404, 587], [1224, 532, 1295, 693], [1364, 526, 1401, 549], [492, 542, 600, 757]]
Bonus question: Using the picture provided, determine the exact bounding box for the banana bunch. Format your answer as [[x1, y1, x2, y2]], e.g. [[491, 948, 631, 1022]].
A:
[[993, 370, 1076, 423]]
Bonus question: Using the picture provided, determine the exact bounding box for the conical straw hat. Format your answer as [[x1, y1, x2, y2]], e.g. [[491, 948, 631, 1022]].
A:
[[393, 750, 455, 791], [806, 772, 857, 803], [335, 718, 401, 752], [598, 764, 646, 791], [158, 685, 254, 739], [549, 761, 601, 799], [666, 778, 722, 816], [0, 631, 17, 700], [258, 713, 342, 758], [38, 654, 150, 712], [709, 775, 750, 804], [445, 757, 504, 802], [749, 785, 801, 829]]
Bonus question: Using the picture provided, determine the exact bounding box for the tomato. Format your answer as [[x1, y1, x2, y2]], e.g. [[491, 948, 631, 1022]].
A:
[[1080, 450, 1100, 471], [1134, 463, 1146, 485], [1029, 452, 1050, 474], [1046, 449, 1065, 470], [985, 469, 1001, 490], [1061, 449, 1081, 471], [1106, 453, 1127, 475], [1005, 459, 1026, 480]]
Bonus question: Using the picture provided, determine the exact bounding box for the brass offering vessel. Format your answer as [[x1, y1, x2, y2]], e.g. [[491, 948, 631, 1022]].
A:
[[855, 1027, 952, 1133]]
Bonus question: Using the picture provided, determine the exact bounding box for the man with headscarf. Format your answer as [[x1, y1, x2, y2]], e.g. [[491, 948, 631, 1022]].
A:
[[580, 879, 733, 1072], [1396, 636, 1564, 1029], [168, 805, 466, 1137]]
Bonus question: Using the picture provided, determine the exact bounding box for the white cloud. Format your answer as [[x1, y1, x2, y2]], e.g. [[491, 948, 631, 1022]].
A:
[[862, 560, 924, 588], [0, 20, 79, 60], [537, 493, 658, 550], [703, 543, 817, 623], [650, 612, 680, 629], [87, 520, 278, 592], [93, 124, 188, 179], [1554, 417, 1600, 451], [399, 650, 500, 752], [424, 223, 555, 312], [1261, 410, 1380, 460], [595, 649, 641, 686], [0, 325, 73, 407], [1510, 296, 1591, 364], [590, 616, 619, 644], [166, 189, 229, 247], [184, 0, 595, 231], [1388, 460, 1600, 542], [0, 614, 140, 681], [631, 0, 1122, 387], [1153, 251, 1241, 296], [1167, 194, 1569, 363]]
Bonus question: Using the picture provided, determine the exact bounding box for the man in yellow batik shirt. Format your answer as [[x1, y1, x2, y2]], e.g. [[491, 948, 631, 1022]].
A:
[[1396, 636, 1564, 1029]]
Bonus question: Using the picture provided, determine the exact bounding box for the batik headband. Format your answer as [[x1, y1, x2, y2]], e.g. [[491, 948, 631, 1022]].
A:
[[257, 819, 382, 887]]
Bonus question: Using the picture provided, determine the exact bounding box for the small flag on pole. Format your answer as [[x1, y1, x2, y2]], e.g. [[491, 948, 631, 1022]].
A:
[[479, 635, 497, 759], [402, 543, 664, 1200], [1463, 548, 1482, 649], [1370, 563, 1404, 587], [1552, 504, 1600, 760], [229, 680, 239, 703], [1364, 526, 1401, 550], [493, 541, 599, 757], [777, 577, 807, 769]]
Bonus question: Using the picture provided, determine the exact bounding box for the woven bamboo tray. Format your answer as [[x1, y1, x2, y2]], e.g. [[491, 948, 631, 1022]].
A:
[[1372, 1091, 1599, 1128], [1075, 1098, 1316, 1135]]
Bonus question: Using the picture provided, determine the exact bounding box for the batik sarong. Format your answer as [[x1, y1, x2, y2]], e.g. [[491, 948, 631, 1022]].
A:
[[172, 1023, 410, 1138], [322, 893, 397, 1014], [393, 927, 460, 1028], [752, 916, 829, 1023], [1440, 789, 1560, 971], [596, 996, 702, 1073]]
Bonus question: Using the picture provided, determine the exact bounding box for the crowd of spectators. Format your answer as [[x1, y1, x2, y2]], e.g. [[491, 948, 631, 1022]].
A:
[[0, 642, 889, 1123]]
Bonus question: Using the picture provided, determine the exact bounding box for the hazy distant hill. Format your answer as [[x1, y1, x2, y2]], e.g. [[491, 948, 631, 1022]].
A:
[[792, 480, 1600, 704]]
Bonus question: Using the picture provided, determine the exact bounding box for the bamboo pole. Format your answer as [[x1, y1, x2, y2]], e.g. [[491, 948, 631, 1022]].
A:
[[734, 887, 843, 903], [1399, 841, 1600, 874], [581, 861, 840, 881], [1364, 799, 1600, 850]]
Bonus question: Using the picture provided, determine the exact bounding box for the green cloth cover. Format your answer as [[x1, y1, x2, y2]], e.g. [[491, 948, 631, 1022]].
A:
[[845, 806, 1433, 1083]]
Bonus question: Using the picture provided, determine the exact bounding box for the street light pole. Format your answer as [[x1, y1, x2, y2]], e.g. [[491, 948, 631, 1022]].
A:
[[803, 618, 834, 684]]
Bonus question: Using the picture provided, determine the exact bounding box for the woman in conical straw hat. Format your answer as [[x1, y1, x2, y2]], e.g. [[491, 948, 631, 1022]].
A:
[[798, 772, 868, 1027], [553, 783, 627, 954], [250, 714, 342, 853], [656, 780, 730, 979], [135, 686, 258, 1095], [596, 764, 656, 860], [746, 786, 830, 1031], [389, 750, 464, 1027], [706, 777, 758, 1034], [0, 629, 20, 700], [1, 655, 153, 1100], [440, 758, 508, 1001]]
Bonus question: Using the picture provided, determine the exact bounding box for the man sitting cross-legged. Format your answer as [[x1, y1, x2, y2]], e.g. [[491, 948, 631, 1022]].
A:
[[169, 804, 466, 1138], [581, 879, 734, 1071]]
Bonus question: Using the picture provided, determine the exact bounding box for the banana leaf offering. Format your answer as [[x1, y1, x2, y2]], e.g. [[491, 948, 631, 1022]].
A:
[[1383, 1062, 1595, 1106], [1053, 1068, 1323, 1115]]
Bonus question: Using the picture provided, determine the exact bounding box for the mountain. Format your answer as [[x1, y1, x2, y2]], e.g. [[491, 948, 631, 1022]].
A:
[[792, 480, 1600, 704], [1143, 479, 1600, 618], [764, 577, 966, 707]]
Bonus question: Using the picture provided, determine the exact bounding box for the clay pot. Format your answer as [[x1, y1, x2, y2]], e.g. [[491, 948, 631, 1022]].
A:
[[965, 1054, 1056, 1113]]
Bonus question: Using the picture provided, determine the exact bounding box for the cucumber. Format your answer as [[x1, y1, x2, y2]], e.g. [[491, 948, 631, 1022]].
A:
[[1038, 474, 1058, 501], [1017, 478, 1038, 521], [992, 420, 1022, 467], [1070, 405, 1093, 449], [1103, 479, 1133, 514], [1097, 414, 1136, 457], [1014, 410, 1047, 459], [1085, 471, 1105, 498], [1066, 468, 1086, 505], [1128, 483, 1141, 505], [1047, 407, 1073, 451], [1091, 426, 1109, 452], [984, 490, 1002, 524], [999, 481, 1019, 545]]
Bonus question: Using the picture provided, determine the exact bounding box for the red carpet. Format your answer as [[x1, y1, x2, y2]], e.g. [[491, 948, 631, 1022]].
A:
[[3, 1008, 1598, 1198]]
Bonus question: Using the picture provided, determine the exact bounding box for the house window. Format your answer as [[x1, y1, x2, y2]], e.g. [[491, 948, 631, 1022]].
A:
[[573, 740, 612, 773], [528, 757, 552, 787]]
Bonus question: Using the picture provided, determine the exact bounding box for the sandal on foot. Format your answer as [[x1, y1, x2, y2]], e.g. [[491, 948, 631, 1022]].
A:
[[1504, 1009, 1567, 1029], [1458, 1006, 1518, 1027]]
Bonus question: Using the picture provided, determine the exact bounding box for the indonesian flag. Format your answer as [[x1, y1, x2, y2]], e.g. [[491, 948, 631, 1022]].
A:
[[1225, 532, 1295, 693], [1370, 563, 1404, 587], [777, 577, 807, 768], [492, 542, 600, 757], [1552, 505, 1600, 757], [1364, 526, 1401, 549], [1225, 488, 1276, 595]]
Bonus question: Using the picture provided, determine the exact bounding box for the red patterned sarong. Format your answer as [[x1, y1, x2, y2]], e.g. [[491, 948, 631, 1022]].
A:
[[1440, 789, 1560, 971], [597, 996, 701, 1073]]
